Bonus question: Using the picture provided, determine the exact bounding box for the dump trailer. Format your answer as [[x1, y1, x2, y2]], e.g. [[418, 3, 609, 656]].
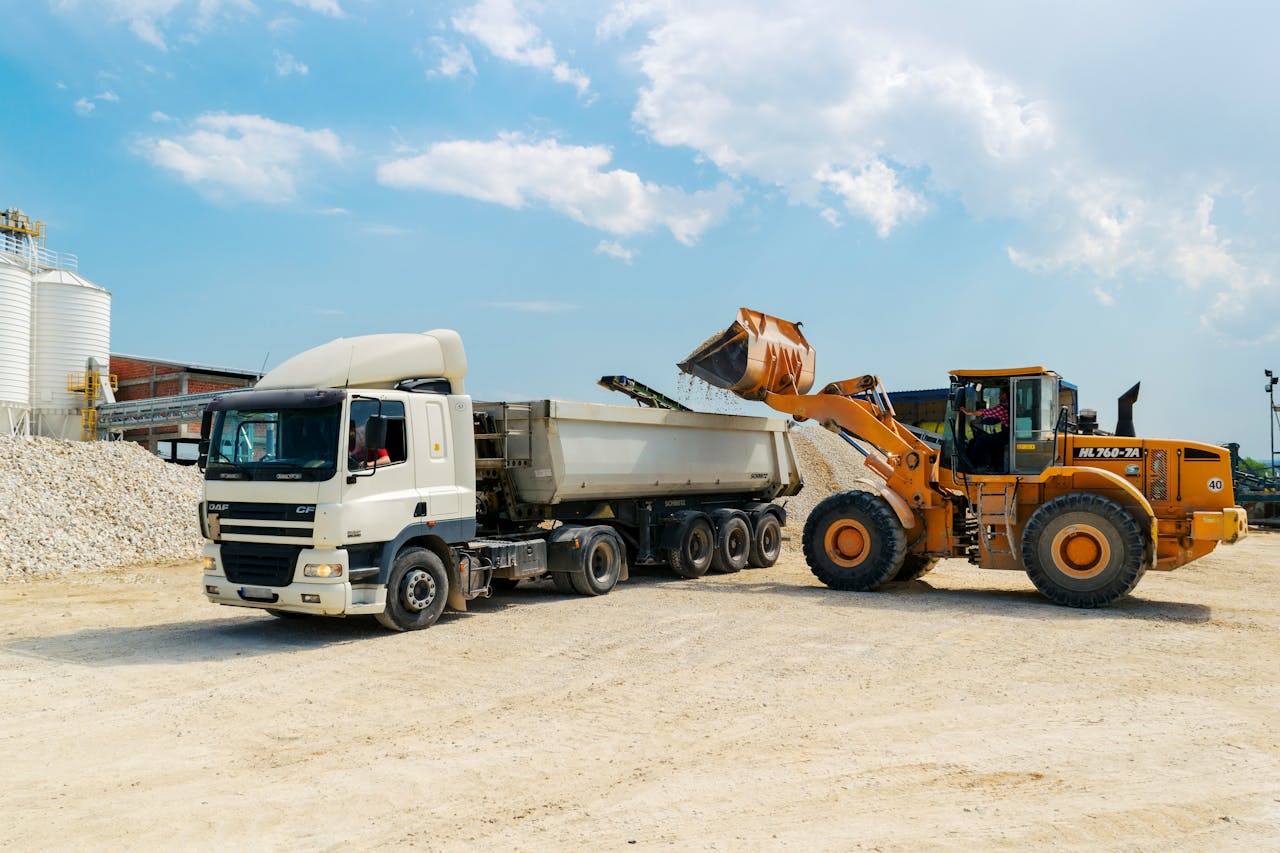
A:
[[681, 308, 1246, 608], [199, 330, 801, 630]]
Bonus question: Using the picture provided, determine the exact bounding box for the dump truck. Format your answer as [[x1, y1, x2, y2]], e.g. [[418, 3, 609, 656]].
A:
[[199, 330, 802, 630], [680, 308, 1247, 607]]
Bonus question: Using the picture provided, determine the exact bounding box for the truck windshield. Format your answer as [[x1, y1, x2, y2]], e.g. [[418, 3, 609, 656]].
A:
[[206, 404, 342, 481]]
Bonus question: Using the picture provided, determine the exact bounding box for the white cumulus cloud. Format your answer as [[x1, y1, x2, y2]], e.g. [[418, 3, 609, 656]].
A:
[[139, 113, 346, 203], [377, 134, 737, 245], [453, 0, 590, 96], [58, 0, 256, 50], [595, 240, 634, 264], [428, 38, 477, 79], [274, 49, 309, 76], [287, 0, 343, 18]]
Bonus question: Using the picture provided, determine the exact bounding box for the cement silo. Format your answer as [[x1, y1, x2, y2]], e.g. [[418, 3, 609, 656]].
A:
[[0, 254, 32, 435], [31, 269, 111, 441]]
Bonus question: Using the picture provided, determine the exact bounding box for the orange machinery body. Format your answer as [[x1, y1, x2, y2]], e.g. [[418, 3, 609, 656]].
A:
[[679, 308, 1245, 584]]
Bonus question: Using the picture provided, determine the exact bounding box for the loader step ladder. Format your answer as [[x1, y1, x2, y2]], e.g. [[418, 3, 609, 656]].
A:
[[973, 480, 1018, 557]]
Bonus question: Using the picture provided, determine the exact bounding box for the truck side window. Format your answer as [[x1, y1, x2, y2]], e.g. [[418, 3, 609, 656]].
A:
[[351, 400, 408, 465]]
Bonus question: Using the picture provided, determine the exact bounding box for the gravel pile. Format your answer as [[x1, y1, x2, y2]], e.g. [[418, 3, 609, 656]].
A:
[[778, 424, 879, 530], [0, 437, 204, 581]]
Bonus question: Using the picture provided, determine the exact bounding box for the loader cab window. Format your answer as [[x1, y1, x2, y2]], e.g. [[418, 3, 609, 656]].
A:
[[947, 381, 1010, 474], [1011, 376, 1059, 474], [349, 399, 408, 468]]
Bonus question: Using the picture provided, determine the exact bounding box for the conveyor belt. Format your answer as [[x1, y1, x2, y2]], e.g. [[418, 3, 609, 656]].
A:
[[96, 391, 226, 432]]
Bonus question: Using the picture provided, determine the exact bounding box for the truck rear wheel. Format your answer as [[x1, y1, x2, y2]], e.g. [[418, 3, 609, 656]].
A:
[[803, 490, 906, 591], [376, 547, 449, 631], [747, 513, 783, 568], [570, 529, 623, 595], [666, 515, 714, 578], [711, 513, 751, 574], [1020, 493, 1146, 608]]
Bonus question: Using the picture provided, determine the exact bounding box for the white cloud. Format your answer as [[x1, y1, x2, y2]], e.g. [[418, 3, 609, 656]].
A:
[[287, 0, 343, 17], [595, 240, 634, 264], [150, 110, 173, 122], [274, 49, 309, 76], [268, 16, 300, 33], [428, 38, 476, 79], [377, 134, 737, 245], [316, 207, 348, 216], [453, 0, 590, 96], [74, 98, 95, 116], [57, 0, 257, 51], [97, 90, 120, 102], [490, 301, 578, 312], [619, 0, 1274, 338], [139, 113, 346, 203], [74, 89, 121, 115]]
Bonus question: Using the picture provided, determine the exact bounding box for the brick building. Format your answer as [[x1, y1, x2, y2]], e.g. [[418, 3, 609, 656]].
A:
[[110, 354, 259, 460]]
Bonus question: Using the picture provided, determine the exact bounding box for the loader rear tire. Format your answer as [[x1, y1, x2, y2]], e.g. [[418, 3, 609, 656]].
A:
[[1020, 493, 1146, 608], [891, 554, 938, 583], [747, 513, 783, 568], [803, 490, 906, 591]]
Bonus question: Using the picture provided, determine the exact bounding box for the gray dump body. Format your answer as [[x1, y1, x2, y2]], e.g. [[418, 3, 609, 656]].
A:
[[475, 400, 802, 505]]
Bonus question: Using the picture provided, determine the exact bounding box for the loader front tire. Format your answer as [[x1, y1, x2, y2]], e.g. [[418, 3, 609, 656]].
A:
[[803, 490, 907, 591], [1020, 493, 1146, 608]]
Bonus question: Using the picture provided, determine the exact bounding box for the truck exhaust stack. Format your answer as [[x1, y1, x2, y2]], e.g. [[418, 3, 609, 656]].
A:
[[678, 307, 816, 401]]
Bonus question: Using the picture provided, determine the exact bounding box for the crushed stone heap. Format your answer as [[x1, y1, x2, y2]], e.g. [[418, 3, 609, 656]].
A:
[[0, 437, 204, 581], [780, 424, 878, 529]]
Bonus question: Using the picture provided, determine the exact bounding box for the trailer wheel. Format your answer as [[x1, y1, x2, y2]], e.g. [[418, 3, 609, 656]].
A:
[[571, 529, 623, 595], [1020, 493, 1146, 608], [550, 572, 577, 595], [666, 515, 715, 578], [890, 554, 938, 582], [376, 547, 449, 631], [747, 512, 783, 568], [711, 513, 751, 573], [803, 490, 906, 591]]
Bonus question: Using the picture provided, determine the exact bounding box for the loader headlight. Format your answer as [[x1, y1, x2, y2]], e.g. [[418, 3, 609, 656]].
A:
[[304, 563, 343, 578]]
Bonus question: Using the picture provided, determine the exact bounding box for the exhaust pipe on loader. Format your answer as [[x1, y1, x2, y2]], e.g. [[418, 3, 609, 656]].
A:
[[678, 307, 817, 400], [1115, 382, 1140, 437]]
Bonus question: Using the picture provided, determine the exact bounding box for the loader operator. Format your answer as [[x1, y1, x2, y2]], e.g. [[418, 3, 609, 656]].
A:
[[960, 387, 1009, 471]]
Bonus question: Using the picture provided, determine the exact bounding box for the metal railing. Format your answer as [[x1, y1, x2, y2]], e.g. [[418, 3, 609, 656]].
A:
[[0, 231, 78, 272]]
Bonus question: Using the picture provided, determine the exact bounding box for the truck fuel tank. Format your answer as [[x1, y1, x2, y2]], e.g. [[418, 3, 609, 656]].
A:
[[678, 307, 816, 401]]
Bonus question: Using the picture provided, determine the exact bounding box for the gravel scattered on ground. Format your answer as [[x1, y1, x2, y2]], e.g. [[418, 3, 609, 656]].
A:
[[0, 436, 204, 581]]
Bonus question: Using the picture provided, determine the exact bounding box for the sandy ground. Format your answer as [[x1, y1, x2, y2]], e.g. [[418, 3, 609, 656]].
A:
[[2, 535, 1278, 851]]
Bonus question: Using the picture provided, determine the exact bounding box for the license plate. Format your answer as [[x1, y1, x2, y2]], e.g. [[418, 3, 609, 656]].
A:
[[240, 586, 275, 601]]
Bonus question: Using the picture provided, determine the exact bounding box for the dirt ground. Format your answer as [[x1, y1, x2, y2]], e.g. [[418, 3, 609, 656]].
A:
[[2, 534, 1278, 851]]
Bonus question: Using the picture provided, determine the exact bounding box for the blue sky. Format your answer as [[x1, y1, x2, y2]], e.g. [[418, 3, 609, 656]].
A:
[[3, 1, 1278, 458]]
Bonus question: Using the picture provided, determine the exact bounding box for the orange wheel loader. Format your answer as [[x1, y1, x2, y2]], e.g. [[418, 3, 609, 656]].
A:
[[680, 308, 1248, 607]]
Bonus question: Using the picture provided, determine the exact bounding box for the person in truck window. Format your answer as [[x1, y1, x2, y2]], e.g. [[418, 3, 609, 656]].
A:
[[349, 420, 391, 469], [960, 387, 1010, 471]]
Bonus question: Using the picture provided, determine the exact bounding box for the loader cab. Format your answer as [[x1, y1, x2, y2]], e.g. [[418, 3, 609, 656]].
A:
[[945, 368, 1066, 477]]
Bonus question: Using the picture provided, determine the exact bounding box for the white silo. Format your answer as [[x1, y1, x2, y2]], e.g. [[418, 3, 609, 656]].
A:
[[0, 254, 33, 435], [31, 269, 111, 441]]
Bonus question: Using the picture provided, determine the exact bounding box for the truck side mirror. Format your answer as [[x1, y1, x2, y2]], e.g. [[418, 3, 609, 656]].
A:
[[198, 410, 213, 470], [364, 415, 387, 451]]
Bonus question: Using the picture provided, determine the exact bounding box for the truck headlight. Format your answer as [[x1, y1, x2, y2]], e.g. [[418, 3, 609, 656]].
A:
[[202, 556, 217, 571], [304, 563, 343, 578]]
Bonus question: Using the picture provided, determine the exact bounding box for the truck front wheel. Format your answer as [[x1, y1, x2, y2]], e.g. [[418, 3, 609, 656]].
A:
[[803, 490, 906, 591], [377, 547, 449, 631]]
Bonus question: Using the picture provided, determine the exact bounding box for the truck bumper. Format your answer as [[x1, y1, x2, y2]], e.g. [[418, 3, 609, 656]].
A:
[[1191, 507, 1248, 544], [201, 543, 387, 616]]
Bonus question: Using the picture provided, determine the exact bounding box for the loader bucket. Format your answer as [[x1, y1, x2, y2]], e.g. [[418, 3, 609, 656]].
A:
[[678, 307, 816, 400]]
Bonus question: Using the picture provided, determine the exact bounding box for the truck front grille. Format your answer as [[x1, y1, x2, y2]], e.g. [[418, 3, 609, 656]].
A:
[[220, 542, 301, 587]]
